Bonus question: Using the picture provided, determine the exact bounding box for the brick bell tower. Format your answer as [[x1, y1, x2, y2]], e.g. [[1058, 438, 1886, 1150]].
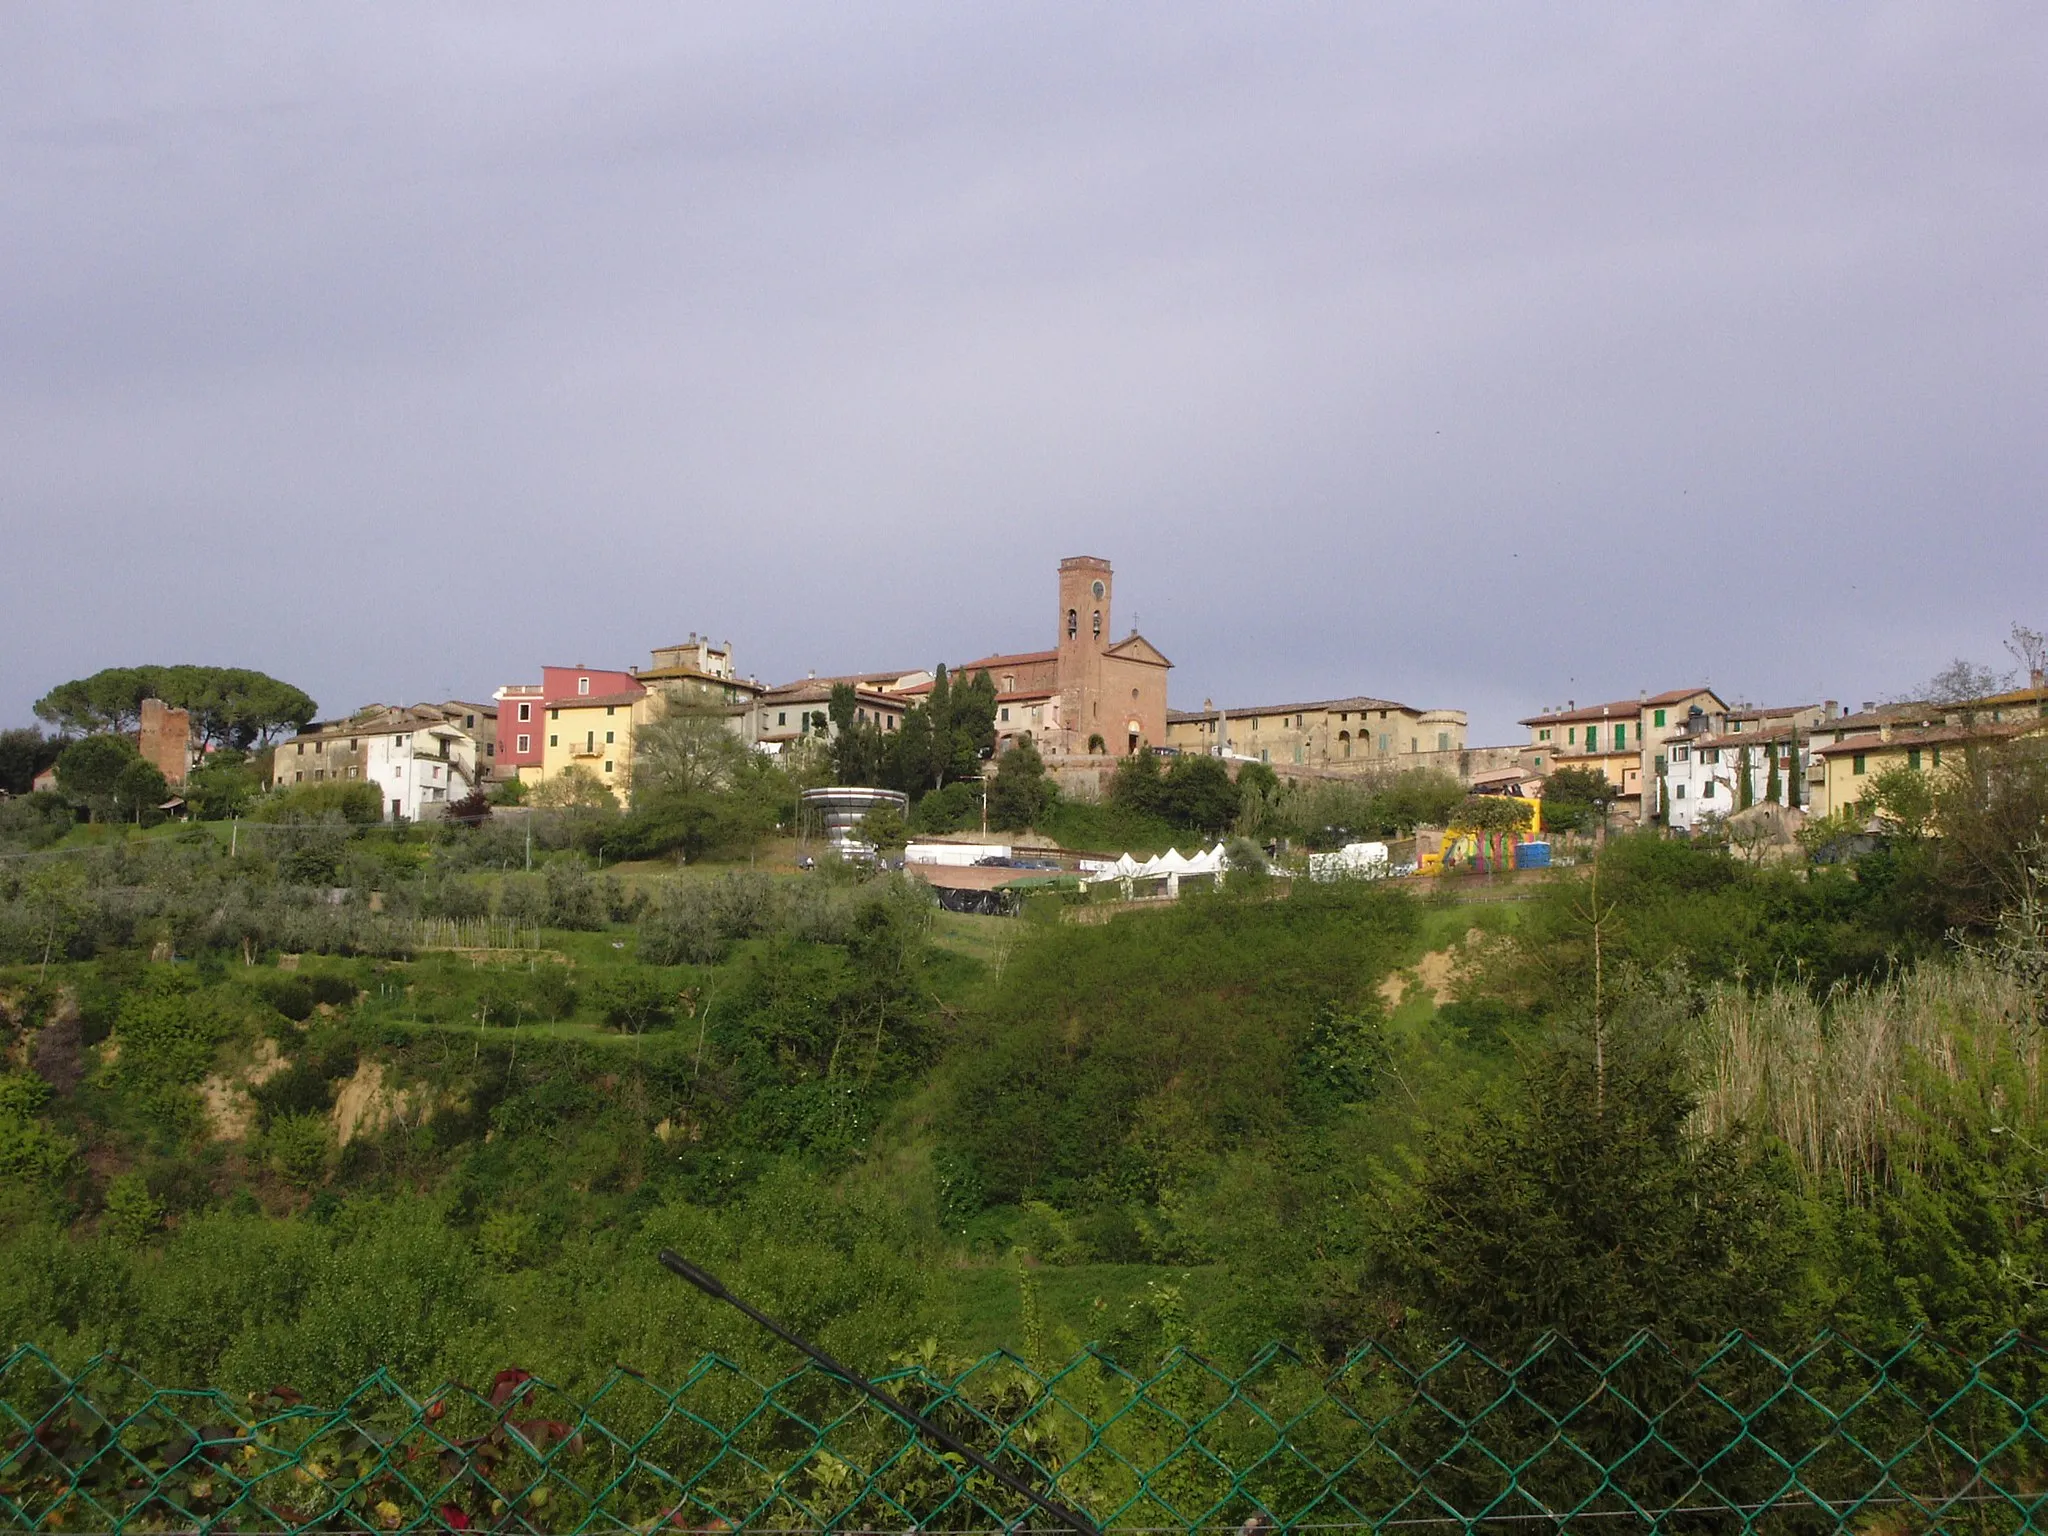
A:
[[1056, 555, 1113, 755]]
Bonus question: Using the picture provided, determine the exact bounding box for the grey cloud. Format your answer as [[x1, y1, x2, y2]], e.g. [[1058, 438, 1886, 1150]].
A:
[[2, 4, 2043, 738]]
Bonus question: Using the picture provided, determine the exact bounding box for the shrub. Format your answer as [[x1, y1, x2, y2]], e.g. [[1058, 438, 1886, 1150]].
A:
[[254, 781, 383, 825], [639, 874, 780, 964]]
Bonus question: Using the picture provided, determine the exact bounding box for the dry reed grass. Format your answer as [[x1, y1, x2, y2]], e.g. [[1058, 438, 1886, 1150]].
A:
[[1691, 957, 2043, 1202]]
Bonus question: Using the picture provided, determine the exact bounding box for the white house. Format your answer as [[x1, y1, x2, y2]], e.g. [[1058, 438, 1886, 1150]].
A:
[[1664, 708, 1823, 834], [364, 717, 479, 822]]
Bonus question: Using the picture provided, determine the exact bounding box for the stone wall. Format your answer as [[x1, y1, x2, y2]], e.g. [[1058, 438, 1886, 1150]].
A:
[[137, 698, 192, 786]]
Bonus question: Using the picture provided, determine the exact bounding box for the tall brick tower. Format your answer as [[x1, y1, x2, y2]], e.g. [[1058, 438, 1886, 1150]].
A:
[[1056, 556, 1114, 755]]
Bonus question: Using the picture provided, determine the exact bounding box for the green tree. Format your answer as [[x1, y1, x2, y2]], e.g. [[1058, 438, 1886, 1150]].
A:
[[1541, 766, 1612, 834], [1366, 1014, 1806, 1352], [1735, 745, 1755, 811], [55, 732, 140, 820], [860, 803, 909, 853], [1860, 762, 1936, 839], [987, 738, 1054, 831], [1159, 755, 1240, 835], [184, 749, 263, 820], [0, 728, 61, 796], [827, 683, 887, 786], [111, 757, 171, 824], [1763, 747, 1782, 806], [1108, 749, 1166, 817], [1449, 794, 1533, 835], [35, 665, 315, 747]]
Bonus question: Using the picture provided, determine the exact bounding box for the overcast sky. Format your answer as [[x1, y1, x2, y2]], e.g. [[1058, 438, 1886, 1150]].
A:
[[3, 5, 2043, 742]]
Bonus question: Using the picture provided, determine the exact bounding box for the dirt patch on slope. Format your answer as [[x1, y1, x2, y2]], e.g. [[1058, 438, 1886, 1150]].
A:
[[331, 1059, 420, 1146], [199, 1036, 288, 1141]]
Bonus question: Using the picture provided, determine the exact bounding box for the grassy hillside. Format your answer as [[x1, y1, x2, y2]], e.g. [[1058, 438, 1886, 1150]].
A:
[[5, 783, 2048, 1395]]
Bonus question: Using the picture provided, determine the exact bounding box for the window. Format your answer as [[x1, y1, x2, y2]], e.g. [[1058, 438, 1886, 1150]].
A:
[[1615, 724, 1628, 749], [1568, 727, 1577, 745], [550, 708, 559, 721], [1438, 732, 1450, 752], [296, 742, 305, 755], [1702, 781, 1715, 799], [1296, 714, 1305, 729], [1378, 732, 1391, 752], [1852, 753, 1867, 775], [1131, 687, 1139, 700], [348, 766, 357, 779], [1092, 579, 1104, 599], [604, 761, 613, 774], [1294, 745, 1304, 763], [1702, 747, 1719, 764], [578, 677, 590, 695], [606, 705, 615, 716], [518, 702, 531, 722], [585, 732, 595, 752], [1673, 745, 1689, 762], [1675, 783, 1686, 799], [294, 771, 303, 782], [516, 734, 530, 753], [777, 711, 787, 726], [1000, 707, 1010, 722], [1260, 749, 1270, 763], [1539, 729, 1551, 741], [486, 743, 494, 757], [312, 769, 325, 781], [549, 734, 559, 748], [605, 730, 615, 744], [1654, 753, 1667, 774], [1907, 748, 1921, 770], [1067, 609, 1078, 638], [1653, 709, 1666, 728], [1093, 610, 1102, 637]]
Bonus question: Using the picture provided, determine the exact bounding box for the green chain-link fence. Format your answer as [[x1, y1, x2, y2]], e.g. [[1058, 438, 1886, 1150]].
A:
[[5, 1332, 2046, 1533]]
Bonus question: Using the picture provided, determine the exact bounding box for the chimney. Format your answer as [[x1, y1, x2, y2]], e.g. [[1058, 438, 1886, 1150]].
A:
[[1824, 699, 1837, 719], [1861, 701, 1875, 714], [1568, 699, 1575, 710]]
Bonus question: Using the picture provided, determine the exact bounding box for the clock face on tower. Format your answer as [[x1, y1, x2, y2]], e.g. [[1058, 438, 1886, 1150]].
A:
[[1092, 580, 1105, 599]]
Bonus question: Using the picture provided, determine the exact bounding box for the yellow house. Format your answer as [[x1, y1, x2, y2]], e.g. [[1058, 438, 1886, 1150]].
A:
[[538, 688, 652, 804], [1810, 717, 2042, 816], [1165, 695, 1466, 768]]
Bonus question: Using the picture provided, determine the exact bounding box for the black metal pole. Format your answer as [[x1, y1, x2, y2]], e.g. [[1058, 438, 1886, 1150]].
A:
[[658, 1249, 1100, 1535]]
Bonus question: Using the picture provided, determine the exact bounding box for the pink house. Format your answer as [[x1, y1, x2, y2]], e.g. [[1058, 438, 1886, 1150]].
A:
[[494, 664, 642, 779]]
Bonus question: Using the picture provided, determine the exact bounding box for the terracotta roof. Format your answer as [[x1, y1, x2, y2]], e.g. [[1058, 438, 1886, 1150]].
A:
[[760, 681, 905, 708], [1521, 688, 1720, 726], [1810, 720, 2039, 757], [545, 690, 646, 711], [998, 689, 1056, 703], [1104, 633, 1172, 666], [1686, 726, 1804, 749], [959, 649, 1057, 671], [1168, 695, 1411, 723], [639, 666, 761, 692]]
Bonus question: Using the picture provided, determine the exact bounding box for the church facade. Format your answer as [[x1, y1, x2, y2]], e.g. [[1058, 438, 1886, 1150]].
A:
[[954, 556, 1172, 759]]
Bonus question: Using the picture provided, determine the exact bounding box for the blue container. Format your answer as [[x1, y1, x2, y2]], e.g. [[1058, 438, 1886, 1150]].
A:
[[1514, 841, 1552, 870]]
